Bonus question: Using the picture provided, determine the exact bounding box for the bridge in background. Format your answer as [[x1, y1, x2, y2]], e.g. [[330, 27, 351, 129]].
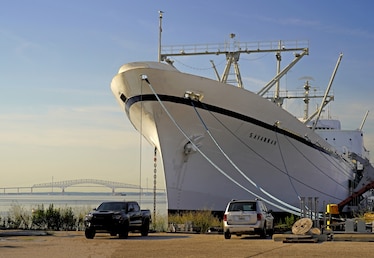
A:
[[0, 179, 147, 194], [33, 179, 141, 193]]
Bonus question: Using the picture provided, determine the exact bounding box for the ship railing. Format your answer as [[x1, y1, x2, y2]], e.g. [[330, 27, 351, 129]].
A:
[[263, 89, 334, 99], [161, 39, 309, 57]]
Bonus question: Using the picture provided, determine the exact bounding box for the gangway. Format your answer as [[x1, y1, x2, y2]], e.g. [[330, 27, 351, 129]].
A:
[[338, 153, 374, 212], [338, 181, 374, 212]]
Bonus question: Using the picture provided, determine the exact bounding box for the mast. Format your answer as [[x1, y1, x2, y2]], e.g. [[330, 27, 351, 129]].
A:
[[303, 80, 311, 120], [158, 11, 164, 62], [359, 110, 369, 131], [210, 60, 221, 81], [274, 41, 282, 106], [312, 53, 343, 130], [258, 50, 309, 97]]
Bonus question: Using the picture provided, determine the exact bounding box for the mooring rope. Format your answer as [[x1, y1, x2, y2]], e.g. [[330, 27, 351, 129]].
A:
[[285, 134, 353, 183], [141, 75, 300, 215], [194, 98, 350, 214], [273, 132, 301, 201], [191, 101, 300, 212]]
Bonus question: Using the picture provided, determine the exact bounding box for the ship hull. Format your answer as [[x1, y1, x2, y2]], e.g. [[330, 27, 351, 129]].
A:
[[111, 62, 355, 213]]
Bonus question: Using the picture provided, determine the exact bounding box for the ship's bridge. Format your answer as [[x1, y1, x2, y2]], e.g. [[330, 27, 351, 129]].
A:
[[310, 119, 369, 160], [303, 119, 341, 130], [310, 119, 341, 130]]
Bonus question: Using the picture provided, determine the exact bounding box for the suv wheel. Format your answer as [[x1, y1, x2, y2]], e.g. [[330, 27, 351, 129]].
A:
[[268, 226, 274, 237], [260, 225, 267, 239], [224, 230, 231, 239]]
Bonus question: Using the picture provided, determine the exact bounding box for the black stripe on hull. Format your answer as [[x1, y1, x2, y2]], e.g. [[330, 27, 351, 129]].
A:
[[121, 93, 335, 156]]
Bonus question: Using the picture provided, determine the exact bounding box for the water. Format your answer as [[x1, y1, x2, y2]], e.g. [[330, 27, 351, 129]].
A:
[[0, 192, 167, 217]]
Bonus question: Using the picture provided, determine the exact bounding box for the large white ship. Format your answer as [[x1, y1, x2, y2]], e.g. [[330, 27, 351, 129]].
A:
[[111, 36, 373, 215]]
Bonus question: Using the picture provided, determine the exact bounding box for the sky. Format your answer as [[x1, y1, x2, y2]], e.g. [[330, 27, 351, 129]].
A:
[[1, 0, 373, 192]]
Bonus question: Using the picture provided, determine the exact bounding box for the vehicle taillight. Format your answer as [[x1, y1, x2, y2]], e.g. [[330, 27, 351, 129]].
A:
[[257, 213, 263, 220], [223, 214, 227, 221]]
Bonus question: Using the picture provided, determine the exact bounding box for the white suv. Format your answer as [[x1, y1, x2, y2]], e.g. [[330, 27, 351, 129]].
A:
[[223, 199, 274, 239]]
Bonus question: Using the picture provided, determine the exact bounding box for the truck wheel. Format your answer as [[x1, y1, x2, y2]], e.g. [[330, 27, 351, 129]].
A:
[[119, 224, 129, 239], [141, 219, 150, 236], [85, 228, 95, 239], [224, 230, 231, 239]]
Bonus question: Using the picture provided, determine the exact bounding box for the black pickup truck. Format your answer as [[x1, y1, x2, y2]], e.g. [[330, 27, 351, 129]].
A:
[[84, 201, 151, 239]]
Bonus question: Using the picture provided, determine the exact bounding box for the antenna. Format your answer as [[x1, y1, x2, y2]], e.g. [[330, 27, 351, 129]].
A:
[[158, 11, 164, 62]]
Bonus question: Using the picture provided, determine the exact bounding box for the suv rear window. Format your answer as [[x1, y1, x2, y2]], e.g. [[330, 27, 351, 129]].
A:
[[228, 202, 256, 211]]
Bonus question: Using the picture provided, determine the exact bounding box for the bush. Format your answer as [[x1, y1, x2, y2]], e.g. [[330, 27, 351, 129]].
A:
[[31, 205, 47, 229], [61, 207, 75, 231], [6, 203, 31, 229], [275, 214, 298, 232], [31, 204, 85, 231], [151, 212, 168, 232], [168, 210, 221, 233], [285, 214, 296, 228], [3, 204, 223, 233]]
